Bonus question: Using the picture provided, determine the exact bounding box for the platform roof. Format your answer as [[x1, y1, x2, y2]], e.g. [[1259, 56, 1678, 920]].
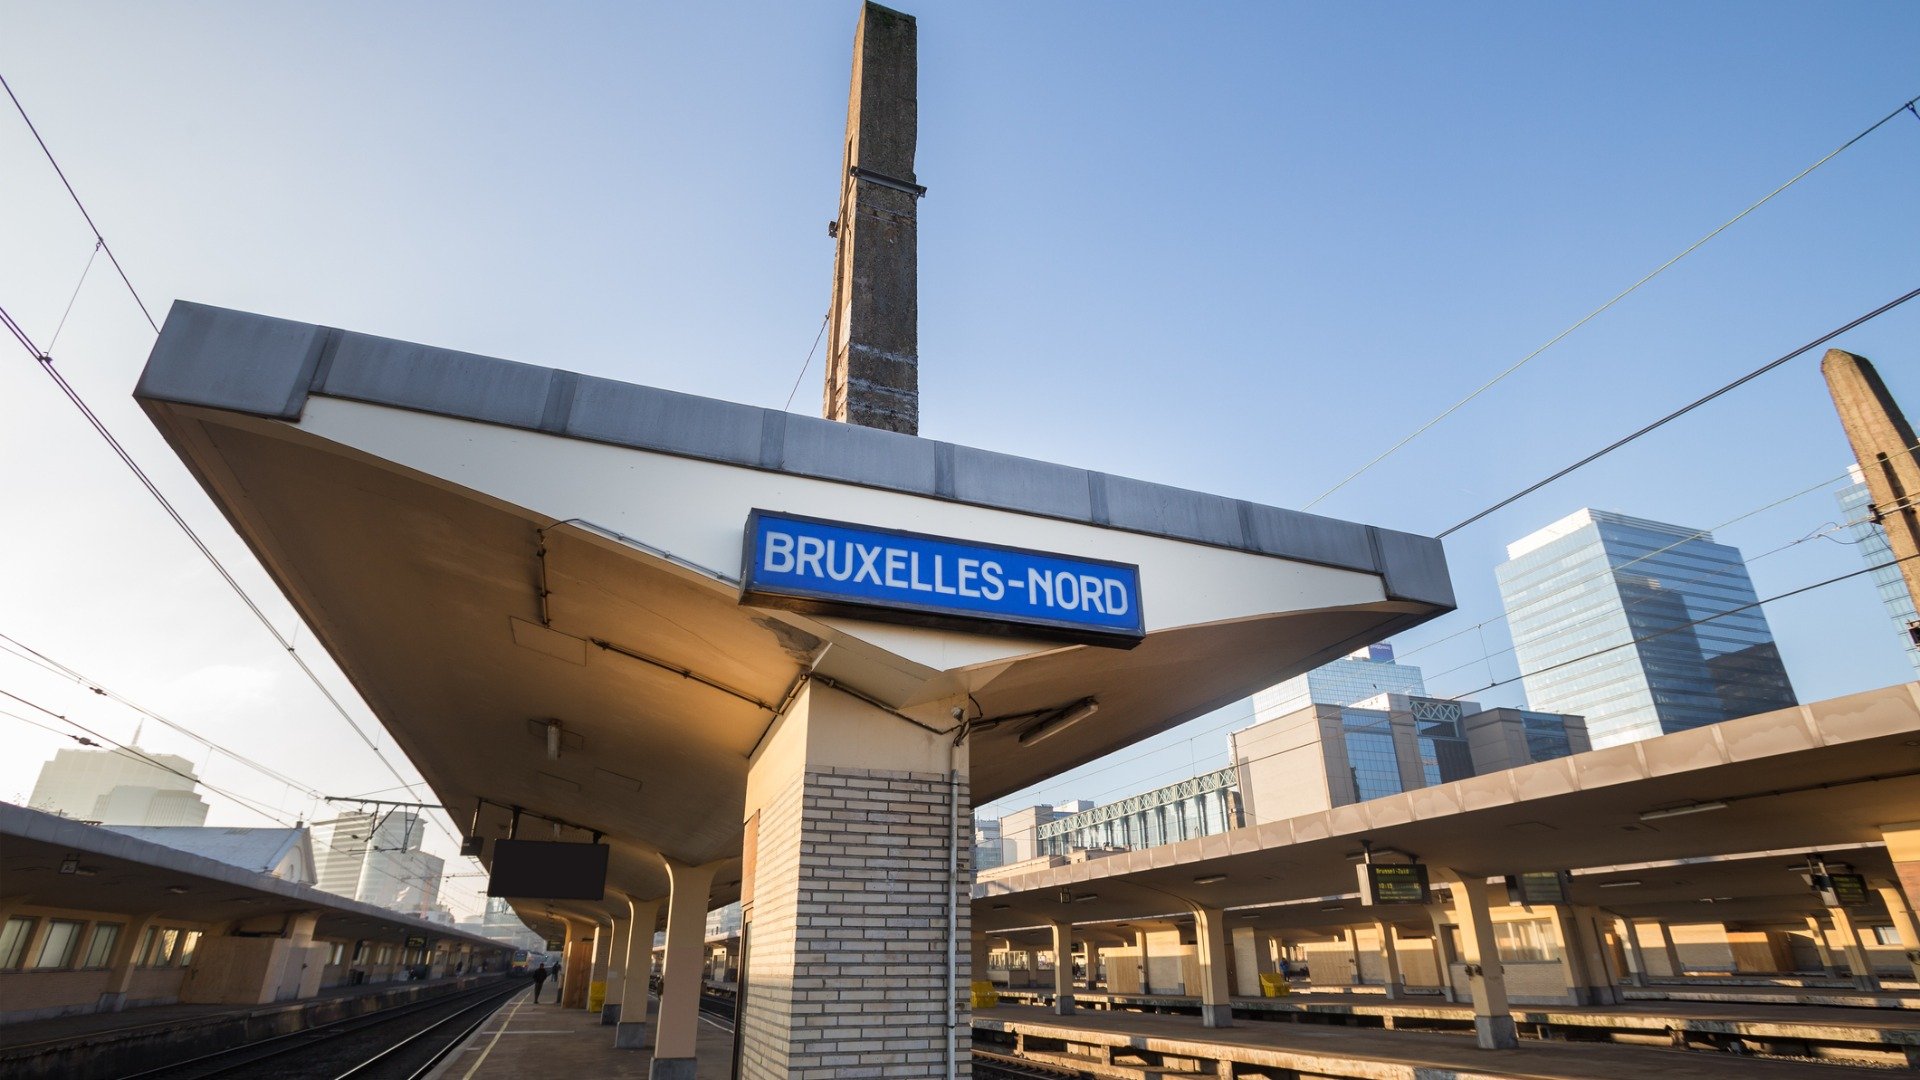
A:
[[974, 684, 1920, 936], [1, 804, 505, 952], [134, 301, 1452, 929]]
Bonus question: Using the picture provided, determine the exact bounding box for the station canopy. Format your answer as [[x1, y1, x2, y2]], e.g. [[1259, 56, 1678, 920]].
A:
[[135, 303, 1453, 929]]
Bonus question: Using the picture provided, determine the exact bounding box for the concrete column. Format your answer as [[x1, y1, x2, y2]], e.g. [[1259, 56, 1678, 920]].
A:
[[1435, 870, 1517, 1050], [1375, 920, 1404, 1001], [970, 932, 992, 987], [1192, 907, 1233, 1028], [1806, 914, 1840, 976], [1617, 918, 1650, 987], [1049, 921, 1075, 1015], [1230, 926, 1271, 997], [601, 913, 630, 1025], [96, 912, 161, 1012], [1827, 905, 1881, 992], [1347, 928, 1364, 985], [1426, 905, 1457, 1002], [561, 921, 590, 1008], [651, 859, 720, 1080], [588, 918, 614, 1015], [1135, 929, 1152, 994], [1873, 883, 1920, 984], [615, 897, 662, 1049], [1654, 921, 1684, 978], [1564, 907, 1620, 1005], [1083, 939, 1102, 992], [734, 680, 970, 1080]]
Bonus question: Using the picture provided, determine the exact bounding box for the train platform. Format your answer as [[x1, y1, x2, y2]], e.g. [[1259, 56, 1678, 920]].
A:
[[431, 991, 735, 1080], [975, 1001, 1913, 1078], [992, 987, 1920, 1065]]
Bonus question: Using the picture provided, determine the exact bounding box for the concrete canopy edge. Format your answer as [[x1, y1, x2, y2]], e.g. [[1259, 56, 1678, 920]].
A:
[[136, 301, 1453, 606]]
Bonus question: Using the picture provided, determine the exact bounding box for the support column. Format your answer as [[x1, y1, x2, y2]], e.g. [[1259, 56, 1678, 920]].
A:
[[1347, 927, 1364, 986], [588, 918, 614, 1015], [601, 913, 630, 1025], [734, 681, 969, 1080], [1806, 914, 1840, 976], [651, 859, 721, 1080], [1049, 921, 1075, 1015], [1873, 882, 1920, 984], [97, 912, 160, 1013], [1827, 905, 1882, 992], [615, 896, 663, 1048], [1426, 905, 1458, 1002], [1083, 939, 1102, 992], [1230, 927, 1270, 997], [1135, 930, 1152, 994], [970, 932, 992, 988], [1192, 907, 1233, 1028], [1563, 907, 1620, 1005], [561, 921, 591, 1008], [1436, 870, 1517, 1050], [1617, 918, 1651, 987], [1375, 920, 1404, 1001], [1654, 921, 1684, 978]]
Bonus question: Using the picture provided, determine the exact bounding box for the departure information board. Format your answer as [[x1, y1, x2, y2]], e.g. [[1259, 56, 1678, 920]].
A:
[[1359, 862, 1430, 905]]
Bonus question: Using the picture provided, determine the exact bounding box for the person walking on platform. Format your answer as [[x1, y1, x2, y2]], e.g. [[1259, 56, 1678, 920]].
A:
[[531, 960, 550, 1003]]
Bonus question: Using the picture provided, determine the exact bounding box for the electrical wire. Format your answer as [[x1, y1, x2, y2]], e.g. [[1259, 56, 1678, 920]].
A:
[[1438, 287, 1920, 538], [783, 312, 831, 412], [1305, 91, 1920, 511], [0, 632, 326, 797], [0, 73, 159, 334]]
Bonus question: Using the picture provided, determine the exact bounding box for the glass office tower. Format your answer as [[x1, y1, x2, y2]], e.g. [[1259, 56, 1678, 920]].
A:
[[1496, 509, 1796, 748], [1837, 466, 1920, 677]]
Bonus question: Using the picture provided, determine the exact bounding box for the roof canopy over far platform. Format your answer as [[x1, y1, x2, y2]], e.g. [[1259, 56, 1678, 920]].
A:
[[134, 301, 1453, 933]]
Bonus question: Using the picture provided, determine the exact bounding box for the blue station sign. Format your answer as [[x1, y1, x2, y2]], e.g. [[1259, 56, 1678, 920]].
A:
[[740, 510, 1145, 648]]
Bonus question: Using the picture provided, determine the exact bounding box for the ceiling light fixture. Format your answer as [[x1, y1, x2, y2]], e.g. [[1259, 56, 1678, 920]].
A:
[[1193, 873, 1227, 885], [1320, 905, 1343, 912], [1071, 893, 1099, 904], [1018, 699, 1100, 747], [1597, 880, 1643, 889], [166, 885, 190, 895], [1638, 801, 1727, 822]]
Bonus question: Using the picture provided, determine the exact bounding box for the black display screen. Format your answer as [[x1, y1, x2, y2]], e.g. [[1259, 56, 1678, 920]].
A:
[[486, 840, 609, 900]]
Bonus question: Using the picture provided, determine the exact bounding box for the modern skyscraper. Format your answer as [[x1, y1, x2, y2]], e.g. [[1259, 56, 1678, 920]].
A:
[[1253, 643, 1427, 720], [1496, 508, 1797, 748], [1837, 465, 1920, 677], [312, 811, 445, 915], [27, 745, 210, 827]]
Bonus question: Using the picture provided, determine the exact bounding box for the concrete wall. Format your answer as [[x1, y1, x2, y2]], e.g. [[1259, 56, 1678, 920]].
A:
[[1234, 706, 1340, 823]]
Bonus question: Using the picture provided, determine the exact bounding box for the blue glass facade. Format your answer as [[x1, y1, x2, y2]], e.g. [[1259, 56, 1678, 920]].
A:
[[1496, 509, 1796, 748], [1837, 471, 1920, 677], [1255, 647, 1427, 719]]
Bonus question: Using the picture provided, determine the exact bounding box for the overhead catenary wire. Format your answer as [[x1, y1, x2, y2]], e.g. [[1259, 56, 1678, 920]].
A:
[[1437, 287, 1920, 538], [1304, 91, 1920, 511], [782, 312, 831, 412], [0, 73, 159, 334]]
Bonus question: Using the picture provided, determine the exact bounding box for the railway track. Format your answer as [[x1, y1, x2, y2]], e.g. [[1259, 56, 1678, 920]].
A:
[[113, 979, 524, 1080], [972, 1048, 1094, 1079]]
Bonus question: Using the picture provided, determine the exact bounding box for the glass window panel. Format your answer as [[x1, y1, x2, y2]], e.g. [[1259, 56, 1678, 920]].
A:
[[34, 920, 84, 969], [82, 924, 122, 968], [0, 917, 38, 969]]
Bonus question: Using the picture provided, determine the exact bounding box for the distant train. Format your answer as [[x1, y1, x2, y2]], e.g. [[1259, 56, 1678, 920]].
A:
[[510, 949, 531, 973]]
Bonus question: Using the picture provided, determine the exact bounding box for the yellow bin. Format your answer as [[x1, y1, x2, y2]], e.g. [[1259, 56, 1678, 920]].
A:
[[971, 980, 999, 1008], [588, 979, 607, 1012], [1258, 973, 1291, 997]]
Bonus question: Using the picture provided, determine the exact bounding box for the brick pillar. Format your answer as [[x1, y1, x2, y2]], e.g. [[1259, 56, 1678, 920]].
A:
[[736, 682, 969, 1079]]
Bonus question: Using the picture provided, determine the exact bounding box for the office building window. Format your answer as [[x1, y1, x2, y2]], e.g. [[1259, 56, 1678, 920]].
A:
[[1342, 710, 1402, 801]]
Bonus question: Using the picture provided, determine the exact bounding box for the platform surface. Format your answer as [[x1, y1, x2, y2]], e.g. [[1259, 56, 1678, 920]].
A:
[[433, 989, 735, 1080], [977, 1002, 1896, 1078]]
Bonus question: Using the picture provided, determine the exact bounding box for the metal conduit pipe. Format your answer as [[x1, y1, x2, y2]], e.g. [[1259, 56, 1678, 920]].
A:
[[946, 746, 961, 1080]]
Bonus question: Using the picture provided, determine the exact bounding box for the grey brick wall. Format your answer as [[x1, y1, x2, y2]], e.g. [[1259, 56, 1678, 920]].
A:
[[739, 766, 972, 1079]]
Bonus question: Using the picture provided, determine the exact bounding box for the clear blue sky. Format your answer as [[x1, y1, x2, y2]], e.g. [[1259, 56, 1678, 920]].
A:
[[2, 3, 1917, 890]]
